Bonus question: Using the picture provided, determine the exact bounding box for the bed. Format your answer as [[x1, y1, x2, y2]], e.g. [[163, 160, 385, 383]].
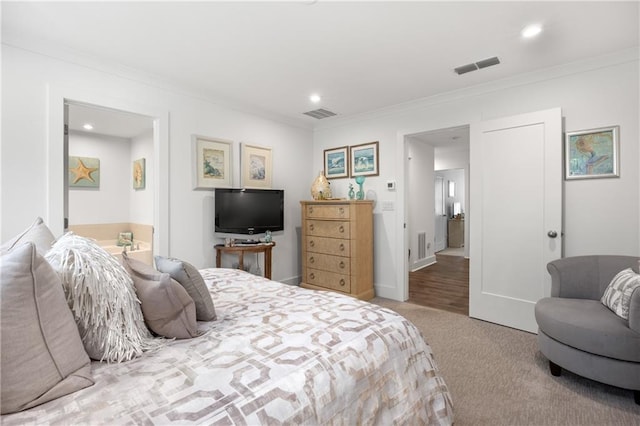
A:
[[1, 268, 453, 425]]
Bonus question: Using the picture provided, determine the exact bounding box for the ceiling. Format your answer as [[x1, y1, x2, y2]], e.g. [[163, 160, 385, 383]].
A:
[[67, 103, 154, 139], [3, 1, 639, 130]]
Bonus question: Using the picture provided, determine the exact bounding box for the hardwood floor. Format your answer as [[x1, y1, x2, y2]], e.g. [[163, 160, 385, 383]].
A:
[[408, 254, 469, 315]]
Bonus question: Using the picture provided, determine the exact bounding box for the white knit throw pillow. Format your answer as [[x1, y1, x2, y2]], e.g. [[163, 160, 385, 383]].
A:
[[46, 233, 161, 362], [601, 268, 640, 320]]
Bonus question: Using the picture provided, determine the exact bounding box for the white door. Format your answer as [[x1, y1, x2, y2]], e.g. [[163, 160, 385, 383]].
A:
[[469, 108, 562, 333]]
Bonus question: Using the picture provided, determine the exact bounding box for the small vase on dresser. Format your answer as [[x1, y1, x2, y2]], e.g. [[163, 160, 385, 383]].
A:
[[300, 200, 374, 300]]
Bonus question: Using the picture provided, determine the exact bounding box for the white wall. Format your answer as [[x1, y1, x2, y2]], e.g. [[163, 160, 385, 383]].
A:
[[434, 144, 470, 171], [1, 45, 314, 284], [407, 138, 435, 270], [314, 50, 639, 300], [130, 129, 155, 225], [68, 131, 131, 224]]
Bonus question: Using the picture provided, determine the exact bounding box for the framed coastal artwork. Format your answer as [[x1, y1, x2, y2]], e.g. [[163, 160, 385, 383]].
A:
[[350, 141, 379, 177], [565, 126, 619, 180], [241, 143, 272, 188], [69, 156, 100, 188], [192, 135, 233, 190], [132, 158, 145, 190], [324, 146, 349, 179]]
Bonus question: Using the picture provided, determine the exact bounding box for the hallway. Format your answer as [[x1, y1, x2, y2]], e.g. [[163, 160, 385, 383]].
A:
[[408, 254, 469, 315]]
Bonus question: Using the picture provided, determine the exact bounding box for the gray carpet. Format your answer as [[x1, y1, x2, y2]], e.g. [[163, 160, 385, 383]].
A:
[[372, 298, 640, 426]]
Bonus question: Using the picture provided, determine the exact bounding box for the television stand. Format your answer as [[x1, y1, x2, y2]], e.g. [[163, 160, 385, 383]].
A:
[[215, 242, 276, 279]]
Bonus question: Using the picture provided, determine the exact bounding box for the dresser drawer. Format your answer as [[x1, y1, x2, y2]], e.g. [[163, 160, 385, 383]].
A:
[[306, 268, 351, 293], [306, 220, 350, 238], [306, 235, 350, 256], [306, 252, 350, 274], [305, 204, 350, 220]]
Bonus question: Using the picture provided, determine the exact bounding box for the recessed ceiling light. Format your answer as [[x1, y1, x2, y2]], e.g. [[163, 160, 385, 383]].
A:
[[309, 94, 321, 103], [83, 123, 94, 130], [521, 24, 542, 39]]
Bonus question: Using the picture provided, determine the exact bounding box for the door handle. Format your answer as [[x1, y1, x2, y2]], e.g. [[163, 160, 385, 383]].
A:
[[547, 230, 558, 238]]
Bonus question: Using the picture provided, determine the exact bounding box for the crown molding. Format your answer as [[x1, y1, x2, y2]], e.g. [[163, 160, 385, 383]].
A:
[[314, 47, 639, 132], [2, 35, 314, 131]]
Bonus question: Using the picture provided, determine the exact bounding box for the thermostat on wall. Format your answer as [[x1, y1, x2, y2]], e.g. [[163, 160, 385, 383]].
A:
[[386, 181, 396, 191]]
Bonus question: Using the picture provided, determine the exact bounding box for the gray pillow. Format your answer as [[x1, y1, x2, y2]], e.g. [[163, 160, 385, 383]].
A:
[[123, 253, 199, 339], [155, 255, 217, 321], [1, 242, 94, 414], [0, 217, 55, 255]]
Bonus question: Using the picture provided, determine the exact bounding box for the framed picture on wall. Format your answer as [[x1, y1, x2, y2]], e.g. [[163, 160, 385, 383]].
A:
[[69, 156, 100, 188], [565, 126, 619, 180], [350, 141, 379, 177], [241, 143, 272, 188], [192, 135, 233, 190], [324, 146, 349, 179], [132, 158, 145, 190]]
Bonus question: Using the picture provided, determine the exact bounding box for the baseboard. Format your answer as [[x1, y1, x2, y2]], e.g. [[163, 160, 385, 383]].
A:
[[410, 255, 437, 272]]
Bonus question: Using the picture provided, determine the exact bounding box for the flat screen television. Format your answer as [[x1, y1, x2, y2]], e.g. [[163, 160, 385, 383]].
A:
[[214, 188, 284, 235]]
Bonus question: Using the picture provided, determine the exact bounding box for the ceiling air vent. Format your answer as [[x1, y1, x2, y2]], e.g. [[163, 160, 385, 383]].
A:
[[454, 56, 500, 75], [303, 108, 337, 119]]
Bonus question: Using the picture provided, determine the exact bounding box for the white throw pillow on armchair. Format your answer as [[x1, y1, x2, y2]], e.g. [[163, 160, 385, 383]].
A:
[[601, 268, 640, 320]]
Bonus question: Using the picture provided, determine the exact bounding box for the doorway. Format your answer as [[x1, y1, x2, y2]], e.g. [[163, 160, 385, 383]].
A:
[[434, 168, 465, 256], [405, 125, 470, 315], [46, 85, 169, 256], [66, 102, 155, 228]]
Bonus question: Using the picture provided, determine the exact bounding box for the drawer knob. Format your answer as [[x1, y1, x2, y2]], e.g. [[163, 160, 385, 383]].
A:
[[310, 273, 315, 280], [339, 279, 345, 287], [339, 261, 345, 269], [339, 207, 344, 215], [309, 256, 315, 264], [309, 224, 315, 231], [309, 207, 314, 214], [310, 240, 315, 247], [338, 225, 344, 233], [339, 243, 345, 252]]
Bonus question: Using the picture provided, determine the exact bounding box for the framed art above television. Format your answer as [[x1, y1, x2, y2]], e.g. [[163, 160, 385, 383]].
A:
[[192, 135, 233, 190], [241, 143, 272, 188]]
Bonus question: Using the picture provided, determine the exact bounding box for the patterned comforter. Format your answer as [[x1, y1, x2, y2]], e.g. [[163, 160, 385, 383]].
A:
[[2, 268, 453, 425]]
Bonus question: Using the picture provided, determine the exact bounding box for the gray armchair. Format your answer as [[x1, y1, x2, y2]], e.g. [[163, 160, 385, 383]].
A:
[[535, 255, 640, 405]]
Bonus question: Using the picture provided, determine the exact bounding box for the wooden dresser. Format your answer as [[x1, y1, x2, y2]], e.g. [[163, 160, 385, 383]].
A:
[[448, 219, 464, 248], [300, 200, 374, 300]]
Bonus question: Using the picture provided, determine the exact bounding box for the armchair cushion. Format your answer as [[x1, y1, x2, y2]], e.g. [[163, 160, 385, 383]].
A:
[[601, 268, 640, 320], [535, 297, 640, 362]]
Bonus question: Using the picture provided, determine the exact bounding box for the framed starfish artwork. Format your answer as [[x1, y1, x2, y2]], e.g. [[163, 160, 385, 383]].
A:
[[69, 156, 100, 188]]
